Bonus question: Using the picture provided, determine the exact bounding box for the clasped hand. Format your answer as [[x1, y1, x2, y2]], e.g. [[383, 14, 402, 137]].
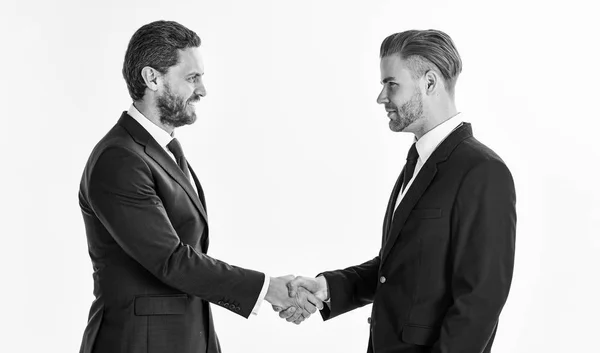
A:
[[265, 275, 329, 325]]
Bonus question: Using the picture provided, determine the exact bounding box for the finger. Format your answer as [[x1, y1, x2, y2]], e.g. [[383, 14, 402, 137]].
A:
[[286, 307, 304, 322], [288, 276, 317, 297], [301, 300, 317, 314], [272, 305, 282, 312], [297, 289, 317, 314], [279, 306, 296, 319], [300, 308, 312, 319], [303, 290, 324, 311], [281, 274, 295, 282], [287, 310, 303, 322], [296, 312, 307, 323], [293, 317, 304, 325], [296, 287, 321, 312], [287, 278, 299, 297]]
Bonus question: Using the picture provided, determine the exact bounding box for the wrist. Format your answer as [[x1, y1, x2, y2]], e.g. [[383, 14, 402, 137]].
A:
[[265, 276, 277, 303], [316, 275, 330, 301]]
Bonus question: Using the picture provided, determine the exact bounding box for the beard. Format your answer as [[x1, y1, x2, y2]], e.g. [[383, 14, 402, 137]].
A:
[[156, 83, 200, 128], [388, 89, 423, 132]]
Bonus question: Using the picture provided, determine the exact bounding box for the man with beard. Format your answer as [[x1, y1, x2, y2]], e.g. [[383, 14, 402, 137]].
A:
[[77, 20, 321, 353], [286, 30, 516, 352]]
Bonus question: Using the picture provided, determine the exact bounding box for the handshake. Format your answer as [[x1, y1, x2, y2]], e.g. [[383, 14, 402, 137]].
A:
[[264, 275, 329, 324]]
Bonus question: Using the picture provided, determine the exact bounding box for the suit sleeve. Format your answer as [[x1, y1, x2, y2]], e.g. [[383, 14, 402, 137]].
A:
[[319, 256, 380, 320], [86, 146, 264, 318], [433, 160, 516, 352]]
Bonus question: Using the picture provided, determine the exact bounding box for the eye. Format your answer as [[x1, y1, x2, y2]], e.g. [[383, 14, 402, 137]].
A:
[[386, 82, 398, 91], [187, 75, 202, 83]]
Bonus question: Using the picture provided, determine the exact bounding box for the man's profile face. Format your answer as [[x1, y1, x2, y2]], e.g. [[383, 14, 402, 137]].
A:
[[156, 47, 206, 128], [377, 55, 423, 133]]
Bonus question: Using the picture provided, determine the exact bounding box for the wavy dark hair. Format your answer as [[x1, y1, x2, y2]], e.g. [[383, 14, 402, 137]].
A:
[[122, 20, 201, 101]]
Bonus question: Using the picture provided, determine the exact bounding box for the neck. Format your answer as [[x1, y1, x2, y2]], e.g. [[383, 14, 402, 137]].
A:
[[134, 99, 175, 135], [414, 100, 458, 139]]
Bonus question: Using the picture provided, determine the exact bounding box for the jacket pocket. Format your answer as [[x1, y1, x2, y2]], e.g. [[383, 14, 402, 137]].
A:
[[401, 324, 439, 346], [134, 294, 188, 316], [410, 208, 442, 219]]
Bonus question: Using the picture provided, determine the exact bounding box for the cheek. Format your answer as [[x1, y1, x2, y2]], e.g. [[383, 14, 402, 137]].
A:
[[178, 86, 194, 99], [171, 82, 194, 100], [389, 87, 416, 107], [388, 90, 405, 107]]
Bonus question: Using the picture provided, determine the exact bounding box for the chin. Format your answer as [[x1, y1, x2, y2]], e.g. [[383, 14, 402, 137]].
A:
[[389, 121, 405, 132]]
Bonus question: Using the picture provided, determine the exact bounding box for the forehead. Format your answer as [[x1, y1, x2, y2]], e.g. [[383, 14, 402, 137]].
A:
[[171, 47, 204, 75], [380, 54, 412, 81]]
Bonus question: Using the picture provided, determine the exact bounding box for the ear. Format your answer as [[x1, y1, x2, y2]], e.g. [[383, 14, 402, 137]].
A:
[[140, 66, 161, 92], [423, 70, 440, 95]]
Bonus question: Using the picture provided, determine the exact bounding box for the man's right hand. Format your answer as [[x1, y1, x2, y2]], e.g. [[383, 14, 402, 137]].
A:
[[277, 275, 329, 321], [265, 275, 324, 324]]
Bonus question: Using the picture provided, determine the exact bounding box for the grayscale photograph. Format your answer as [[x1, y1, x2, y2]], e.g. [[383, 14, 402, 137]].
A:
[[1, 1, 598, 352]]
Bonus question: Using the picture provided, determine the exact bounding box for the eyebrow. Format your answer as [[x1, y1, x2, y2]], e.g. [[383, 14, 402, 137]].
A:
[[381, 77, 396, 84], [187, 72, 204, 78]]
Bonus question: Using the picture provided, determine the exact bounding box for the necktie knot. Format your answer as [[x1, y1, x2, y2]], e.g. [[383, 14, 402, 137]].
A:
[[167, 138, 185, 160], [406, 143, 419, 163]]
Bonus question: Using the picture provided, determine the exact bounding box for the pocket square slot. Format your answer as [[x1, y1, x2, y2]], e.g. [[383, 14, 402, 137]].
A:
[[411, 208, 442, 219]]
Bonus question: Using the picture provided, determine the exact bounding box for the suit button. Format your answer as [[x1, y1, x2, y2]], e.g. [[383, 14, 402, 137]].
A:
[[218, 301, 223, 305], [367, 317, 372, 324], [224, 303, 230, 308], [235, 307, 241, 312], [379, 276, 386, 284]]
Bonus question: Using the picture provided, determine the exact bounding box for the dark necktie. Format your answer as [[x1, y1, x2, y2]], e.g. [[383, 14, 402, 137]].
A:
[[401, 143, 419, 193], [167, 138, 190, 180]]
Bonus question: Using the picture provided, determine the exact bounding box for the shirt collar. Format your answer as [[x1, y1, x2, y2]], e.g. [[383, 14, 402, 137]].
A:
[[127, 104, 174, 149], [415, 112, 464, 163]]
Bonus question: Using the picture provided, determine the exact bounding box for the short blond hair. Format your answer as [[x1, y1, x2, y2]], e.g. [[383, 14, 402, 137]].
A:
[[380, 30, 462, 95]]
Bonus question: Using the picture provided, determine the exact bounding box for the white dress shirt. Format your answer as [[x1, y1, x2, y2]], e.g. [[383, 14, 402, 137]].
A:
[[394, 113, 464, 213], [128, 104, 270, 315]]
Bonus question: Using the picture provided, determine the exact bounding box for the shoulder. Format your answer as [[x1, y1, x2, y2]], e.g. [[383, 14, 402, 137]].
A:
[[87, 123, 146, 167], [451, 136, 509, 171], [454, 137, 514, 192], [456, 136, 505, 165], [442, 136, 514, 191], [80, 122, 151, 189]]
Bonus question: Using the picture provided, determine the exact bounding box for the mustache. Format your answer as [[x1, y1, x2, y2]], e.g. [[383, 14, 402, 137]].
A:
[[385, 105, 397, 111], [187, 95, 201, 104]]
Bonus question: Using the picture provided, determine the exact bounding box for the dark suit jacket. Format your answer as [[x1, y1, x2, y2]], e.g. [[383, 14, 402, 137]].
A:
[[78, 112, 264, 353], [320, 123, 516, 353]]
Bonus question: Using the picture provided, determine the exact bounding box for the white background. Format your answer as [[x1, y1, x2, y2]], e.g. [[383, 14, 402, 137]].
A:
[[1, 0, 599, 352]]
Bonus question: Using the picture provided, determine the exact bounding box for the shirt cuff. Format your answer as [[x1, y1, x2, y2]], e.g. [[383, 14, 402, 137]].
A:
[[250, 274, 270, 316]]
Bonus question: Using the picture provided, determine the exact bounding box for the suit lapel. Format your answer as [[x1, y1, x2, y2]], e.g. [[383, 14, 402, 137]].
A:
[[380, 163, 438, 264], [380, 123, 473, 265], [382, 166, 406, 246], [189, 163, 210, 251], [118, 113, 208, 224], [188, 163, 207, 210]]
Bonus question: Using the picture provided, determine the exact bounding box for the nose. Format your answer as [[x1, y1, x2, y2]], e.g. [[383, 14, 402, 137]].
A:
[[196, 81, 207, 97], [376, 87, 387, 104]]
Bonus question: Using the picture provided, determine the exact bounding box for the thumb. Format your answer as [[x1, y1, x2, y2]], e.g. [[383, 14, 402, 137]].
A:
[[288, 276, 317, 297], [281, 274, 295, 281], [287, 278, 298, 297]]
